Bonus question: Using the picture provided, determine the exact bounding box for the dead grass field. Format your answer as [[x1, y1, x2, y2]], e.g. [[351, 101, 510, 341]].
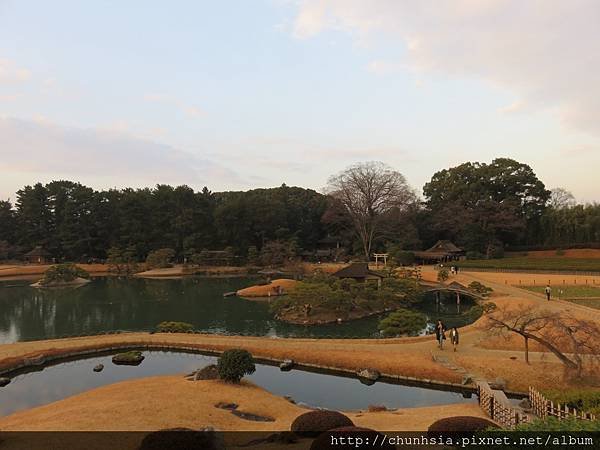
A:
[[0, 263, 109, 279], [0, 375, 485, 432], [237, 279, 298, 297]]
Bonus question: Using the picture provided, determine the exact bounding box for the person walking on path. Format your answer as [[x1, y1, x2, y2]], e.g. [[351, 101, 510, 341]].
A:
[[545, 284, 552, 301], [435, 320, 447, 350], [450, 327, 459, 352]]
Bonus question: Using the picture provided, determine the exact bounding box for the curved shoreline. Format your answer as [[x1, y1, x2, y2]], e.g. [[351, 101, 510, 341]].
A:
[[0, 341, 482, 396], [0, 327, 536, 397]]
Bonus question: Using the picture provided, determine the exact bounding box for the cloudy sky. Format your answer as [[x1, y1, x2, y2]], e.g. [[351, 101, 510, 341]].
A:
[[1, 0, 599, 202]]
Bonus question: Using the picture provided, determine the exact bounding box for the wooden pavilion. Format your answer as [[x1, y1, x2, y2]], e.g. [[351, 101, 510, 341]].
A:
[[413, 240, 465, 264], [24, 246, 51, 264], [331, 262, 384, 287]]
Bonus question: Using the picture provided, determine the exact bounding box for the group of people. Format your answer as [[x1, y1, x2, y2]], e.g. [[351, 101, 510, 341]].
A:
[[434, 320, 459, 351]]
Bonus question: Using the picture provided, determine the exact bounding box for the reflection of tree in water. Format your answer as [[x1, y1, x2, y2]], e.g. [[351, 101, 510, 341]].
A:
[[0, 278, 274, 342], [4, 277, 429, 342], [420, 291, 478, 329]]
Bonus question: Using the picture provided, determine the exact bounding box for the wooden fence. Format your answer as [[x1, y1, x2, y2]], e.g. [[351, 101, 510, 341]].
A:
[[529, 387, 597, 422], [478, 382, 528, 429]]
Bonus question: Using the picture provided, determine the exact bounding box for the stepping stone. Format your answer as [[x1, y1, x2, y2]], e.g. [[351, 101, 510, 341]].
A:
[[231, 410, 274, 422]]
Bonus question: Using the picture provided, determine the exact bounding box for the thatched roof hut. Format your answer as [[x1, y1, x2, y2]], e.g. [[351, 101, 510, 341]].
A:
[[331, 262, 383, 285], [413, 240, 464, 263]]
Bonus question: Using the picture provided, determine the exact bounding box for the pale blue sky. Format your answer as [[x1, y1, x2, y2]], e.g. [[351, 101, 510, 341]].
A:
[[1, 0, 599, 202]]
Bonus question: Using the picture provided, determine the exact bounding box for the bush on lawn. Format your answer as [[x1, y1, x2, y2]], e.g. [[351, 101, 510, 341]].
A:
[[428, 416, 499, 433], [146, 248, 176, 269], [513, 417, 600, 432], [138, 428, 224, 450], [291, 410, 354, 438], [217, 349, 256, 383], [437, 268, 449, 282], [378, 309, 427, 337]]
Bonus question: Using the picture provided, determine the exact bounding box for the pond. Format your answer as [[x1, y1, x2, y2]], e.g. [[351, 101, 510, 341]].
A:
[[0, 350, 474, 417], [0, 277, 479, 343]]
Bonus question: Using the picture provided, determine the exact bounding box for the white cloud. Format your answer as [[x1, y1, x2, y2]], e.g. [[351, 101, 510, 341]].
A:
[[143, 93, 205, 118], [0, 59, 31, 83], [498, 100, 526, 115], [292, 0, 600, 135], [0, 117, 240, 187], [366, 60, 405, 75]]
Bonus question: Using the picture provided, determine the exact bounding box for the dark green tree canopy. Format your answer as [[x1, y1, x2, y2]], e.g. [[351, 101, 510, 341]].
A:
[[422, 158, 550, 253]]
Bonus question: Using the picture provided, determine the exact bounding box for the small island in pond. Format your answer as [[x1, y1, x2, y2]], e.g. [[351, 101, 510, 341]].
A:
[[268, 264, 422, 326], [31, 263, 91, 288]]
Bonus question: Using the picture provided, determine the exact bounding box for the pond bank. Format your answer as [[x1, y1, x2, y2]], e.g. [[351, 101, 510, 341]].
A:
[[0, 374, 486, 432]]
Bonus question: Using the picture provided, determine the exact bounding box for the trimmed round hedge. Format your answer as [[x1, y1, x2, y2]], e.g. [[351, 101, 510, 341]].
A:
[[217, 349, 256, 383], [291, 410, 354, 438], [138, 428, 224, 450], [310, 426, 395, 450], [428, 416, 500, 433]]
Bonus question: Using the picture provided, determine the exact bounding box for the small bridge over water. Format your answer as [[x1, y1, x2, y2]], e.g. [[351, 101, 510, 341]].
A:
[[419, 280, 485, 300]]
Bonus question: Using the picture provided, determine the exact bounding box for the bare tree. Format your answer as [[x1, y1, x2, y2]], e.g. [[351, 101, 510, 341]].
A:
[[485, 304, 600, 376], [548, 187, 576, 209], [326, 162, 416, 259]]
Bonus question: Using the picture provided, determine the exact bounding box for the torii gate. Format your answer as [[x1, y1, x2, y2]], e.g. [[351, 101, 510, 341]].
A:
[[373, 253, 389, 269]]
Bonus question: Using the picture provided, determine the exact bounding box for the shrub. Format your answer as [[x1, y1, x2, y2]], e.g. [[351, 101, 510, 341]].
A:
[[541, 388, 600, 416], [156, 321, 194, 333], [428, 416, 499, 433], [309, 427, 395, 450], [466, 251, 485, 260], [394, 251, 416, 266], [489, 245, 504, 259], [291, 410, 354, 438], [378, 309, 427, 336], [193, 364, 219, 380], [468, 281, 493, 297], [217, 349, 256, 383], [367, 405, 388, 412], [139, 428, 225, 450], [40, 263, 90, 285], [146, 248, 176, 269], [513, 417, 600, 432], [437, 268, 449, 282], [107, 246, 139, 275]]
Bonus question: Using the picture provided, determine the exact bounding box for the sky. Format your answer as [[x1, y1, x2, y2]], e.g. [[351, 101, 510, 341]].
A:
[[1, 0, 599, 203]]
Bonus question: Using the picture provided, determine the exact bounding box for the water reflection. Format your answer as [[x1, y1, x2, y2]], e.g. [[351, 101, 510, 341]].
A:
[[0, 351, 474, 416], [0, 278, 479, 343]]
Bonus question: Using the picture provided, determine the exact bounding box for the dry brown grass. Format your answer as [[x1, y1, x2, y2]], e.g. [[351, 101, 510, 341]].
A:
[[0, 263, 109, 279], [0, 375, 485, 432], [236, 279, 298, 297]]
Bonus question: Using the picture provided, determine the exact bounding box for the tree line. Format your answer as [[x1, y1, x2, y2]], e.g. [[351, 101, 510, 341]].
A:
[[1, 158, 599, 262]]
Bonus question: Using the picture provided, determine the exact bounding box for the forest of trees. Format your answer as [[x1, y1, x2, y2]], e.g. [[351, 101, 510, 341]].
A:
[[1, 158, 600, 263]]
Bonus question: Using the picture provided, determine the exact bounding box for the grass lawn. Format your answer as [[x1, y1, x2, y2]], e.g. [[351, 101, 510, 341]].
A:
[[457, 257, 600, 272], [567, 299, 600, 310], [521, 285, 600, 298]]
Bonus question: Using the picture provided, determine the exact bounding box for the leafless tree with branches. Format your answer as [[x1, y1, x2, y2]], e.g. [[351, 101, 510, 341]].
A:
[[485, 304, 600, 376], [326, 161, 416, 259]]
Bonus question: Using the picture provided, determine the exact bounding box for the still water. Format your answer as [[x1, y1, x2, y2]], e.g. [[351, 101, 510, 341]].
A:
[[0, 277, 477, 343], [0, 350, 474, 416]]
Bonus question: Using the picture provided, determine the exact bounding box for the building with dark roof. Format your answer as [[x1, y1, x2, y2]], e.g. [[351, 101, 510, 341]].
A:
[[413, 240, 465, 263], [331, 262, 384, 287], [24, 246, 51, 264]]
